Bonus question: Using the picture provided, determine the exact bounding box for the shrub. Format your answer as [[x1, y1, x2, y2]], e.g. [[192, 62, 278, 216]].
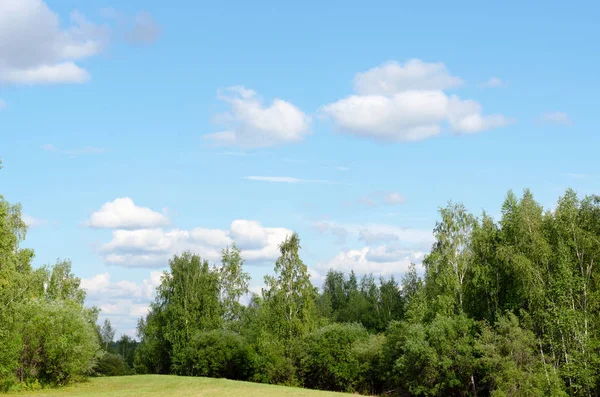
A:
[[297, 323, 369, 392], [184, 329, 252, 380], [94, 353, 133, 377]]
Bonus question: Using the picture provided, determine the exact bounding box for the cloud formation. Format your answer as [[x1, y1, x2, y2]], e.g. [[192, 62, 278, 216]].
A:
[[98, 218, 292, 268], [86, 198, 169, 230], [316, 246, 425, 277], [0, 0, 109, 85], [205, 86, 311, 148], [321, 59, 512, 142]]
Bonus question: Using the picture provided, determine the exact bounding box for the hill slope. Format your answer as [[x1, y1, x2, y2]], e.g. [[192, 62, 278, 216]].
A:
[[11, 375, 356, 397]]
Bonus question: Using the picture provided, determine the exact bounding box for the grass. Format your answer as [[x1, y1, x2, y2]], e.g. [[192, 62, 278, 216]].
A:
[[10, 375, 355, 397]]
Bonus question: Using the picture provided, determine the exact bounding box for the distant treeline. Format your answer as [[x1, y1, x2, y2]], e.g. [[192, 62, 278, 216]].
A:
[[2, 189, 600, 396]]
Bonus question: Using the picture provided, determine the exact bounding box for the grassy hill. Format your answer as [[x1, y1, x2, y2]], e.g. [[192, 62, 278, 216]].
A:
[[11, 375, 356, 397]]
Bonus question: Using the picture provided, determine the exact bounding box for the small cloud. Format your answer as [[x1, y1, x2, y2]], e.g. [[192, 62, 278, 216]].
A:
[[335, 166, 350, 171], [0, 99, 6, 109], [85, 197, 169, 229], [482, 77, 504, 88], [205, 86, 311, 148], [126, 11, 161, 45], [244, 176, 338, 184], [540, 111, 572, 125]]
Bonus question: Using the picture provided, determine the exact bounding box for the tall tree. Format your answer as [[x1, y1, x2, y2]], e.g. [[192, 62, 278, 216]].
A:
[[424, 201, 477, 316], [219, 244, 250, 328], [263, 233, 317, 345], [100, 319, 115, 351]]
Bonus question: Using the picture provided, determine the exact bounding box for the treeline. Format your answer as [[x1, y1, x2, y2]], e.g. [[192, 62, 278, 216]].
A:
[[134, 189, 600, 396], [0, 196, 102, 391], [2, 188, 600, 396]]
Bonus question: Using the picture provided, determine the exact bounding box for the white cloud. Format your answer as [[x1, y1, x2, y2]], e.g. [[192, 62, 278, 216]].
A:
[[99, 219, 292, 268], [482, 77, 504, 88], [354, 59, 463, 94], [126, 11, 161, 45], [245, 176, 337, 184], [86, 198, 169, 230], [540, 111, 572, 125], [81, 271, 163, 300], [81, 270, 165, 336], [23, 213, 46, 228], [316, 246, 424, 277], [321, 59, 512, 142], [205, 86, 311, 148], [0, 1, 109, 85], [0, 99, 6, 109]]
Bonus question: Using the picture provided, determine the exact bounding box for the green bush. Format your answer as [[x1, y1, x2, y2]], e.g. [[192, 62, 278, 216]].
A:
[[94, 353, 133, 377], [183, 329, 252, 380], [297, 323, 369, 392]]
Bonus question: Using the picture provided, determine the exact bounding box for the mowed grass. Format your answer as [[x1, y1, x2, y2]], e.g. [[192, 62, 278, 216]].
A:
[[11, 375, 357, 397]]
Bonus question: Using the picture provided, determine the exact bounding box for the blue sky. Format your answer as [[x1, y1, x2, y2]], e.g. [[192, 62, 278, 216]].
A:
[[1, 0, 598, 336]]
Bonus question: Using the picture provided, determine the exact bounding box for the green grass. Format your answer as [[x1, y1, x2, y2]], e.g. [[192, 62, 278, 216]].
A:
[[10, 375, 356, 397]]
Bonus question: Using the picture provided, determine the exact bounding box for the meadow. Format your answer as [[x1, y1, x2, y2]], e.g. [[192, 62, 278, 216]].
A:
[[11, 375, 354, 397]]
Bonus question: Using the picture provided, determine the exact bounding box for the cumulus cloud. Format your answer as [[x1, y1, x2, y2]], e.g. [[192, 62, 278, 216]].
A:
[[316, 246, 425, 277], [540, 111, 572, 125], [86, 198, 169, 230], [99, 219, 292, 268], [80, 270, 165, 336], [204, 86, 311, 148], [383, 192, 406, 205], [0, 0, 109, 85], [321, 59, 512, 142]]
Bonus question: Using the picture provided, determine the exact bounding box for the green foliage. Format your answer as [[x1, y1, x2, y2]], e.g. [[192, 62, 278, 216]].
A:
[[477, 312, 566, 396], [0, 194, 101, 390], [383, 314, 477, 396], [262, 233, 317, 345], [297, 323, 369, 392], [183, 329, 252, 380], [95, 353, 133, 377]]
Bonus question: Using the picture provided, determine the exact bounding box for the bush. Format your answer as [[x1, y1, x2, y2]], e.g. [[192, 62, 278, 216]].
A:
[[297, 323, 369, 392], [249, 335, 298, 386], [94, 353, 133, 377], [183, 329, 252, 380], [16, 299, 102, 386]]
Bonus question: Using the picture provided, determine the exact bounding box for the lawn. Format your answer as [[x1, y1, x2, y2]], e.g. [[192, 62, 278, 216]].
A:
[[11, 375, 355, 397]]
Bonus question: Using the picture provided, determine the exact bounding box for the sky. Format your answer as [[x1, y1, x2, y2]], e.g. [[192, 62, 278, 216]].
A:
[[1, 0, 599, 337]]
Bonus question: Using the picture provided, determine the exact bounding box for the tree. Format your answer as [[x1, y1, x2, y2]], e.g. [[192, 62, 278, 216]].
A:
[[262, 233, 317, 345], [100, 319, 116, 351], [219, 244, 250, 329], [424, 202, 477, 316]]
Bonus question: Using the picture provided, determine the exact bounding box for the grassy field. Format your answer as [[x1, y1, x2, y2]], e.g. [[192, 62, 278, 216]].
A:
[[11, 375, 356, 397]]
